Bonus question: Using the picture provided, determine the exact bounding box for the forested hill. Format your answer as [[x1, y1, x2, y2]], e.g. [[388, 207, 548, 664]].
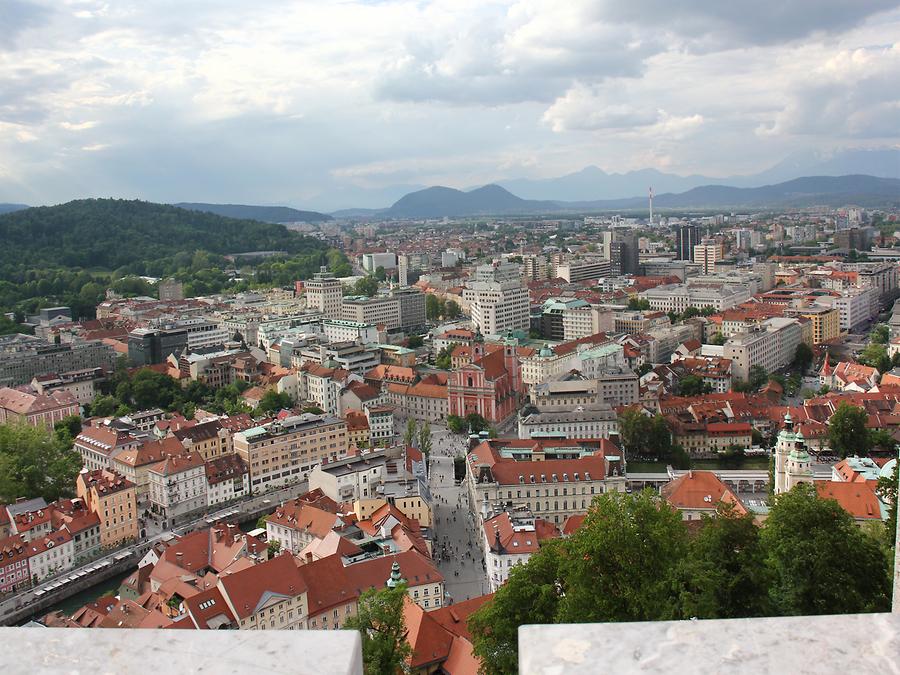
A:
[[174, 202, 332, 223], [0, 198, 329, 272]]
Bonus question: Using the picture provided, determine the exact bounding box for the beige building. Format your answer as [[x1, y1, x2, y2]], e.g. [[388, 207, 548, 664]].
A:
[[786, 306, 841, 344], [76, 469, 139, 548], [466, 438, 627, 527], [234, 414, 348, 493], [341, 295, 402, 330], [304, 267, 343, 319], [112, 436, 187, 499], [173, 419, 233, 460]]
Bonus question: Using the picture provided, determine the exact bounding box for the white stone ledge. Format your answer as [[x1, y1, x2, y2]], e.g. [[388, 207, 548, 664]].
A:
[[7, 627, 362, 675], [520, 613, 900, 675]]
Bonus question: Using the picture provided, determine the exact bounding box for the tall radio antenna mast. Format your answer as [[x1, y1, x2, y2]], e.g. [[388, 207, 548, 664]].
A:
[[649, 186, 654, 226]]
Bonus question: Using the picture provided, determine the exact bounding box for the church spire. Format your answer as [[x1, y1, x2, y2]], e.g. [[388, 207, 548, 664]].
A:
[[386, 561, 405, 588]]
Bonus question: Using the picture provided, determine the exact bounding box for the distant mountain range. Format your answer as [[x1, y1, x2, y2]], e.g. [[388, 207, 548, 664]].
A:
[[384, 185, 559, 218], [0, 203, 28, 215], [492, 148, 900, 202], [174, 202, 332, 223], [368, 174, 900, 218]]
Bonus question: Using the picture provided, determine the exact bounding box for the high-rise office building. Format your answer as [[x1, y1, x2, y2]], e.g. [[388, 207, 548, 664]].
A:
[[677, 225, 700, 261], [610, 230, 639, 276], [305, 267, 343, 319], [463, 262, 529, 336]]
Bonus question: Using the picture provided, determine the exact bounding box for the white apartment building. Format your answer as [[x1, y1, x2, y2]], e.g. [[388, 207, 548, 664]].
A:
[[483, 511, 539, 592], [829, 287, 880, 331], [323, 319, 379, 344], [342, 296, 402, 330], [147, 452, 207, 522], [555, 258, 612, 283], [205, 454, 250, 507], [575, 343, 626, 379], [27, 530, 75, 583], [723, 317, 802, 380], [518, 404, 619, 440], [308, 449, 388, 502], [167, 318, 230, 351], [562, 306, 614, 341], [639, 283, 751, 313], [464, 262, 530, 336], [305, 267, 344, 319]]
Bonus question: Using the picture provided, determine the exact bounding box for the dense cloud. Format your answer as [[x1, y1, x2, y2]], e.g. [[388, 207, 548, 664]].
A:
[[0, 0, 897, 209]]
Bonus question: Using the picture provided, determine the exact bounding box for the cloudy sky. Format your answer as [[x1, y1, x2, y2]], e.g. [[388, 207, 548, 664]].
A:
[[1, 0, 898, 210]]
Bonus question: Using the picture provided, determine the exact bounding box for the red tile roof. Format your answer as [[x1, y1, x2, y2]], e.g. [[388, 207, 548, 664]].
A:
[[218, 552, 307, 620], [660, 471, 747, 515]]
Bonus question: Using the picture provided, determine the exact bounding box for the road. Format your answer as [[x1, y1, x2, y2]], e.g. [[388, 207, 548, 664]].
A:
[[428, 428, 488, 603]]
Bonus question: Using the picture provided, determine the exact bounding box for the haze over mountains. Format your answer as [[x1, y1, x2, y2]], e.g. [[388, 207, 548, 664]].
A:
[[372, 174, 900, 219], [315, 147, 900, 211]]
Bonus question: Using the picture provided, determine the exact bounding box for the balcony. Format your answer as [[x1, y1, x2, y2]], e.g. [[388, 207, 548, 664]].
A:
[[519, 612, 900, 674], [5, 627, 362, 673]]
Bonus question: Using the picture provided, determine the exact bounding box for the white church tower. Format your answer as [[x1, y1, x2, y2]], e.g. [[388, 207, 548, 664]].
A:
[[774, 412, 813, 495]]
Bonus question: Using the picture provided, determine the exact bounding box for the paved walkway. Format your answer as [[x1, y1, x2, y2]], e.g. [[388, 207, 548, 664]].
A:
[[428, 430, 488, 603]]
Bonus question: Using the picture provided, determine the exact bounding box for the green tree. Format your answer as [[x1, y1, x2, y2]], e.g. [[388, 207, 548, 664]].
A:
[[469, 542, 563, 675], [669, 505, 770, 619], [626, 297, 650, 311], [267, 540, 281, 557], [762, 483, 890, 615], [858, 342, 890, 373], [257, 390, 293, 414], [53, 415, 82, 444], [748, 365, 768, 390], [417, 421, 432, 457], [0, 422, 82, 502], [425, 294, 441, 320], [345, 584, 412, 675], [876, 460, 898, 549], [434, 344, 455, 370], [870, 323, 890, 344], [465, 413, 489, 434], [130, 369, 182, 409], [89, 394, 118, 417], [678, 375, 712, 397], [444, 300, 461, 319], [827, 401, 872, 458], [618, 409, 672, 460], [403, 418, 417, 447], [557, 490, 688, 623], [352, 276, 379, 297], [709, 332, 726, 346], [446, 414, 465, 434], [792, 342, 814, 374], [374, 266, 386, 282], [407, 335, 424, 349], [681, 306, 700, 319]]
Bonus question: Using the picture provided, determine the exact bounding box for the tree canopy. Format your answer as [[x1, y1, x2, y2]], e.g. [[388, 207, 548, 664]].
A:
[[0, 199, 348, 317], [469, 487, 894, 674], [345, 584, 412, 675], [0, 422, 82, 503], [827, 401, 872, 458], [762, 483, 890, 615]]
